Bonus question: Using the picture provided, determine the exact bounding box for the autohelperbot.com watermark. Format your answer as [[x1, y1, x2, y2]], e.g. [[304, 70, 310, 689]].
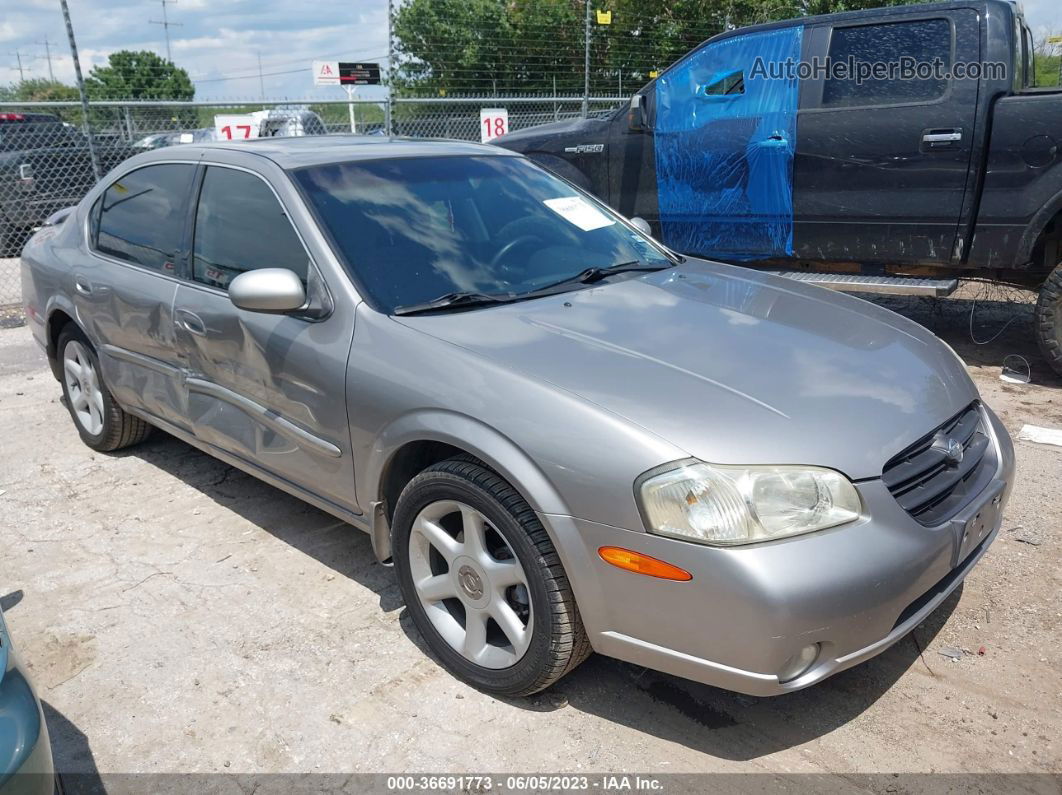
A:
[[750, 55, 1007, 84]]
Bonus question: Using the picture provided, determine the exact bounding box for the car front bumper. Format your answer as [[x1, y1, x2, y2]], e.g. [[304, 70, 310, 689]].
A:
[[543, 405, 1015, 696], [0, 668, 54, 795]]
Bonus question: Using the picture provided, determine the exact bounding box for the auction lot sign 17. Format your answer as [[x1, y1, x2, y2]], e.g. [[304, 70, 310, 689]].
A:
[[213, 114, 259, 140]]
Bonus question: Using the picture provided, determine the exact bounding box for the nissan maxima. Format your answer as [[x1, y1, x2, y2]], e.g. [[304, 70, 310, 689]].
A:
[[20, 137, 1015, 696]]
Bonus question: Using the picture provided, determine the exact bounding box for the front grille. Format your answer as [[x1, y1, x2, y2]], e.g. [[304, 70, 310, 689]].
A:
[[882, 403, 993, 526]]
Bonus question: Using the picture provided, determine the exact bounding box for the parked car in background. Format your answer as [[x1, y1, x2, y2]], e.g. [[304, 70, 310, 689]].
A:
[[132, 128, 215, 152], [251, 108, 328, 138], [21, 137, 1014, 698], [496, 0, 1062, 375], [0, 605, 54, 795], [131, 109, 328, 154], [1, 112, 130, 255]]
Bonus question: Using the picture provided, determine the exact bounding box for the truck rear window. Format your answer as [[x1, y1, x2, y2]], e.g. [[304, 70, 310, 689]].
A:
[[822, 18, 951, 109]]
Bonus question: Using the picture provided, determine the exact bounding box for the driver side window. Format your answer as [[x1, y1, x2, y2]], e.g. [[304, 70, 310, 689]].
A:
[[192, 166, 310, 291]]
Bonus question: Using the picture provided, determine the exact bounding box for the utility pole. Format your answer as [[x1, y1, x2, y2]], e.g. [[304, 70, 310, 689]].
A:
[[37, 36, 56, 81], [257, 51, 265, 100], [582, 0, 591, 118], [7, 50, 28, 82], [59, 0, 100, 180], [149, 0, 182, 62]]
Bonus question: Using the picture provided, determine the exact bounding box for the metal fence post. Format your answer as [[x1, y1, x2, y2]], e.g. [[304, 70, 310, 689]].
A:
[[59, 0, 101, 181], [582, 0, 591, 119], [386, 0, 395, 135]]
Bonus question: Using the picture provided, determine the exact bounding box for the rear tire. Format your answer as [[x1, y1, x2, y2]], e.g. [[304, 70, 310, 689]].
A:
[[57, 325, 152, 452], [1036, 263, 1062, 377], [392, 457, 591, 696]]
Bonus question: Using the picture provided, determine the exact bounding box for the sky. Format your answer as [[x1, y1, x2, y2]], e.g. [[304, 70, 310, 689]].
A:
[[3, 0, 1062, 101]]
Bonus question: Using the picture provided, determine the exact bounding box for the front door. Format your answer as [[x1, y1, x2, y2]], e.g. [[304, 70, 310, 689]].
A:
[[172, 164, 356, 513], [652, 26, 804, 261], [793, 11, 981, 264]]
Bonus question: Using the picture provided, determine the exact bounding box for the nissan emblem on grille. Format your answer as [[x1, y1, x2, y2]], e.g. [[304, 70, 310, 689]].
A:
[[945, 438, 964, 466]]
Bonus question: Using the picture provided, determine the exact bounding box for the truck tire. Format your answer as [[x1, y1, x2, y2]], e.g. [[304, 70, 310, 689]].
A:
[[1036, 263, 1062, 376], [0, 222, 17, 258]]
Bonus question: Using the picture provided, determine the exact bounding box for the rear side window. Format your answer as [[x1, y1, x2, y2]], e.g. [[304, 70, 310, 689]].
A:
[[192, 166, 309, 290], [95, 164, 195, 272], [822, 19, 951, 108]]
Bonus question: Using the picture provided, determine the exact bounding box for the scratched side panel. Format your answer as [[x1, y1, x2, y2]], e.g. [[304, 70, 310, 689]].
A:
[[172, 283, 357, 512]]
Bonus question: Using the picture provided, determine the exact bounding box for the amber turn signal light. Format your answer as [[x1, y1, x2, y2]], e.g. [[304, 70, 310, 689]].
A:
[[598, 546, 692, 581]]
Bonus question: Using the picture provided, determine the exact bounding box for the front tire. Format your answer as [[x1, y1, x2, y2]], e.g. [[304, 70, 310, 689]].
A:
[[392, 458, 590, 696], [57, 325, 152, 452]]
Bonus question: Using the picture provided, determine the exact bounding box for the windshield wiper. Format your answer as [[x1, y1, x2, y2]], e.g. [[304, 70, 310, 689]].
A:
[[393, 291, 515, 316], [530, 261, 674, 295]]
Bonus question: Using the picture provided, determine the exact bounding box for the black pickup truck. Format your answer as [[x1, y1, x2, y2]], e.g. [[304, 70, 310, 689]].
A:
[[496, 0, 1062, 374], [0, 112, 131, 256]]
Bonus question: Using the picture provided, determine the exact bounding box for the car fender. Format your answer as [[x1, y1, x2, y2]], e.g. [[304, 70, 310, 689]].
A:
[[1016, 182, 1062, 268], [525, 152, 593, 192], [363, 409, 602, 616], [42, 293, 81, 378], [364, 407, 571, 517]]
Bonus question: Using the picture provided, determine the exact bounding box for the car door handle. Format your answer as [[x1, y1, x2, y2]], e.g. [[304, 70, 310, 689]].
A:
[[922, 129, 962, 144], [74, 277, 93, 296], [176, 309, 206, 336]]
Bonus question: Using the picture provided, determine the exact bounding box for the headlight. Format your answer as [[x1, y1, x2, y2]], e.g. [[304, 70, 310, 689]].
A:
[[637, 461, 861, 546]]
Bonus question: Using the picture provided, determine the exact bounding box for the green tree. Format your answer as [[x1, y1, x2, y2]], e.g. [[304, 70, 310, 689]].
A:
[[85, 50, 194, 100], [1033, 33, 1061, 88], [8, 78, 81, 102], [392, 0, 922, 96]]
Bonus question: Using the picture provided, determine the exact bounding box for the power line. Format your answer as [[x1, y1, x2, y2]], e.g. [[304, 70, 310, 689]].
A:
[[189, 51, 389, 81], [192, 55, 388, 84], [149, 0, 183, 62]]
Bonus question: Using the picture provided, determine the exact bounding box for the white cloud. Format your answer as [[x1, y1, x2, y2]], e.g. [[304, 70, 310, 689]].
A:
[[1, 0, 389, 99]]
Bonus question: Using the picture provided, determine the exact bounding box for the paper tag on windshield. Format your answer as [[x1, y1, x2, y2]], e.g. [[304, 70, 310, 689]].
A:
[[543, 196, 615, 232]]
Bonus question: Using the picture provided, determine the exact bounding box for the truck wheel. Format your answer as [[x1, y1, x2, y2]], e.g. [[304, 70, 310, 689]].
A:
[[0, 222, 17, 258], [57, 325, 152, 452], [1036, 263, 1062, 376], [392, 457, 591, 696]]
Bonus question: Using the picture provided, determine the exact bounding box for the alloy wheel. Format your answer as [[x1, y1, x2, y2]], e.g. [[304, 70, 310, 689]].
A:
[[63, 340, 104, 436], [408, 499, 533, 668]]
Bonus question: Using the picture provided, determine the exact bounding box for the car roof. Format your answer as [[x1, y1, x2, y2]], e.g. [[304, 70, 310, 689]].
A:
[[165, 135, 520, 170]]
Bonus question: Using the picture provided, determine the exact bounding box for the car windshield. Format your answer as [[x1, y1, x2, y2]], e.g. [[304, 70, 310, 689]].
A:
[[293, 155, 671, 313]]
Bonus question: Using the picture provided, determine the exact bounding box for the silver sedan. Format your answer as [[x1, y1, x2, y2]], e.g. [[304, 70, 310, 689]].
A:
[[20, 137, 1014, 696]]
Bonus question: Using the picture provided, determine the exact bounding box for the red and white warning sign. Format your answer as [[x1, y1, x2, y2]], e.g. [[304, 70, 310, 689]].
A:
[[313, 61, 341, 86]]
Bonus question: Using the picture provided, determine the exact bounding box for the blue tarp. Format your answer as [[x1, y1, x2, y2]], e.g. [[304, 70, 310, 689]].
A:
[[655, 26, 803, 260]]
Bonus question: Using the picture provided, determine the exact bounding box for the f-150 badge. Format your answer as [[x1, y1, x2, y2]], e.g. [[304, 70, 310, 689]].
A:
[[563, 144, 605, 154]]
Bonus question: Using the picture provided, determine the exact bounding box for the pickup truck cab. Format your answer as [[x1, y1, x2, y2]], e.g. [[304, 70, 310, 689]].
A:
[[496, 0, 1062, 374]]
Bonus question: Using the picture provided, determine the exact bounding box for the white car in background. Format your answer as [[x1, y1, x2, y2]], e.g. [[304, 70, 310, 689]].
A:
[[132, 108, 329, 152]]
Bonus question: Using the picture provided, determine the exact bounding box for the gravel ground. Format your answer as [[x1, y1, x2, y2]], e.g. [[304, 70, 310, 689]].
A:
[[0, 273, 1060, 787]]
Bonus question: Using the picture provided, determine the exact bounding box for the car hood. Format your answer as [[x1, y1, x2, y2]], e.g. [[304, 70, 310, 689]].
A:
[[396, 260, 978, 480], [493, 116, 605, 147]]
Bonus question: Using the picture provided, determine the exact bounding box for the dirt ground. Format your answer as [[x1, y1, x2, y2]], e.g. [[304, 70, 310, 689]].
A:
[[0, 277, 1060, 787]]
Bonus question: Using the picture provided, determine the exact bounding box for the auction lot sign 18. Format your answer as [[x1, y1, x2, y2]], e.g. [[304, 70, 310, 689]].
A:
[[480, 108, 509, 142]]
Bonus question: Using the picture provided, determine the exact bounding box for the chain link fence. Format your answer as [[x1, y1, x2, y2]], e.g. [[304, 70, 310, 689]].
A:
[[0, 95, 623, 324]]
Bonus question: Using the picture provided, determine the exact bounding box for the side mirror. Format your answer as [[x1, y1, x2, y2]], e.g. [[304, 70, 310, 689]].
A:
[[229, 268, 307, 314], [628, 94, 646, 132], [630, 217, 653, 236]]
